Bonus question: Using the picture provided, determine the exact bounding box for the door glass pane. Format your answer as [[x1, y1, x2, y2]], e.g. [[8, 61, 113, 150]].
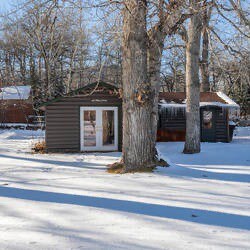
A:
[[102, 110, 115, 146], [203, 111, 213, 129], [84, 110, 96, 147]]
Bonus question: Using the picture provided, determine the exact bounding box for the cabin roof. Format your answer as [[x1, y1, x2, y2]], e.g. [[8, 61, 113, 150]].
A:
[[38, 81, 239, 110], [0, 85, 31, 100], [159, 91, 239, 108], [38, 81, 119, 110]]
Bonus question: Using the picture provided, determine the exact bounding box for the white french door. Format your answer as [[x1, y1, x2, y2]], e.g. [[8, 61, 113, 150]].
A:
[[80, 107, 118, 151]]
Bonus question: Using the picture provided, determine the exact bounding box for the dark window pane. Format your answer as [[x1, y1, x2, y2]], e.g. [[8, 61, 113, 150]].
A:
[[102, 110, 115, 146]]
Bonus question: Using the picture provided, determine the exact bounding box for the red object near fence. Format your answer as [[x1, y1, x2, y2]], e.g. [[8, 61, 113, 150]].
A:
[[0, 85, 35, 124]]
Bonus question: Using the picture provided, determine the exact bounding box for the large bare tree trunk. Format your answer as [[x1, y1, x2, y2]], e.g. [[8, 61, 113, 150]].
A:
[[200, 4, 212, 92], [183, 0, 202, 154], [148, 30, 165, 145], [122, 0, 156, 172], [147, 2, 188, 147], [200, 27, 209, 91]]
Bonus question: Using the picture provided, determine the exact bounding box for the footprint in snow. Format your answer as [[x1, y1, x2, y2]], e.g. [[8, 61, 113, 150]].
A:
[[42, 168, 52, 172]]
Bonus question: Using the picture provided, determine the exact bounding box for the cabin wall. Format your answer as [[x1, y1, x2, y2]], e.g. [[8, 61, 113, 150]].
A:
[[158, 106, 229, 142], [157, 108, 186, 141], [46, 93, 122, 152]]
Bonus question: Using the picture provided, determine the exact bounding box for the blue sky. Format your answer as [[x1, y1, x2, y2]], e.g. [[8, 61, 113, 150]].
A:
[[0, 0, 26, 13], [0, 0, 12, 10], [0, 0, 247, 55]]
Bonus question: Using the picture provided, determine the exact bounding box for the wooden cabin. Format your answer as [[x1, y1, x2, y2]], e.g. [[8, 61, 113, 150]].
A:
[[158, 92, 239, 143], [0, 85, 34, 124], [40, 82, 239, 152], [40, 82, 122, 152]]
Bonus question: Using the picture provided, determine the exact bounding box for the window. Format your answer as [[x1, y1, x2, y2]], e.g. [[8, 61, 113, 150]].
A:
[[203, 111, 213, 129], [102, 110, 115, 146], [83, 110, 96, 146]]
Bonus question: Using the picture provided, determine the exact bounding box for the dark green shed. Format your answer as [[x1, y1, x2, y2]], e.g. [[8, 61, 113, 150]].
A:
[[158, 92, 239, 143], [40, 82, 122, 152]]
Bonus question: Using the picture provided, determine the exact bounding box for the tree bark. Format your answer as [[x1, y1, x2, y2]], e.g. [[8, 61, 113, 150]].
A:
[[200, 4, 211, 92], [183, 0, 202, 154], [200, 26, 209, 91], [148, 27, 165, 147], [147, 3, 189, 148], [122, 0, 156, 172]]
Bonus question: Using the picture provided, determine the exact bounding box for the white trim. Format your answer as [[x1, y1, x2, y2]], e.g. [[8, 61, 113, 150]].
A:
[[80, 106, 118, 151]]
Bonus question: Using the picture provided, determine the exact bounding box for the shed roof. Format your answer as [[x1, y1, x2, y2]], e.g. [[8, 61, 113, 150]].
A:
[[159, 91, 239, 108], [38, 81, 239, 110], [0, 85, 31, 100], [38, 81, 119, 110]]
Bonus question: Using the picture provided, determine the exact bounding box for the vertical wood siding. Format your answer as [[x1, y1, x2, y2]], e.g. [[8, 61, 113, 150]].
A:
[[158, 106, 229, 142]]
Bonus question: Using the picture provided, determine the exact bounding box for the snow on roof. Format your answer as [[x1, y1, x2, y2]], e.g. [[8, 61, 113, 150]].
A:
[[0, 85, 31, 100], [159, 92, 240, 109], [159, 101, 238, 108], [216, 92, 240, 108]]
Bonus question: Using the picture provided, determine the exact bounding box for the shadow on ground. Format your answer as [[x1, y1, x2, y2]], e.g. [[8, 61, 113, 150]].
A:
[[1, 186, 249, 231]]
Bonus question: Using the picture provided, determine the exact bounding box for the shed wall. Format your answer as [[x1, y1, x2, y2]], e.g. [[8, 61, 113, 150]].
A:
[[158, 106, 229, 142], [157, 108, 186, 141], [46, 93, 122, 152]]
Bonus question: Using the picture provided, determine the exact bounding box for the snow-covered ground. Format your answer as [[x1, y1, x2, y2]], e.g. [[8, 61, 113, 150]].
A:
[[0, 127, 249, 250]]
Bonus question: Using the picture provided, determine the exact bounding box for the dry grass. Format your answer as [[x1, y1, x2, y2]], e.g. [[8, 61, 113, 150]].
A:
[[32, 141, 46, 153], [107, 162, 156, 174], [107, 162, 125, 174], [107, 157, 169, 174], [157, 158, 169, 167]]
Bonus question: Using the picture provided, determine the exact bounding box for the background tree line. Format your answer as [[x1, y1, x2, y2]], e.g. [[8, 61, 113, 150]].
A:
[[0, 0, 248, 115], [0, 0, 122, 107]]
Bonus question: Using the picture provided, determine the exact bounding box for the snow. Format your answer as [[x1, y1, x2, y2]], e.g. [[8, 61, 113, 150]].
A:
[[160, 101, 238, 108], [0, 123, 44, 129], [0, 85, 31, 100], [217, 92, 240, 108], [0, 127, 249, 249], [0, 123, 30, 126], [229, 121, 236, 125], [159, 92, 240, 110]]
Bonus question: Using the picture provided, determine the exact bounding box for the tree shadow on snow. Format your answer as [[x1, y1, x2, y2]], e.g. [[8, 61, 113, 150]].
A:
[[0, 186, 249, 231], [0, 153, 106, 170], [156, 164, 250, 183]]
